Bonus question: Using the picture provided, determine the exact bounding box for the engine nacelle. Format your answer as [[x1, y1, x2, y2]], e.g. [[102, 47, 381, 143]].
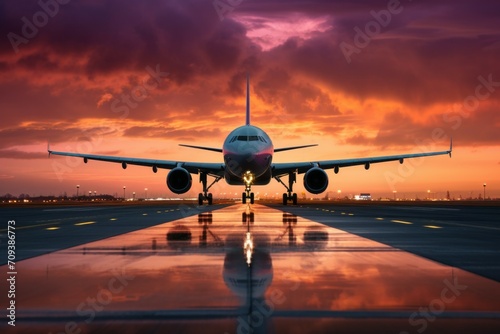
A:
[[166, 167, 192, 194], [303, 167, 329, 194]]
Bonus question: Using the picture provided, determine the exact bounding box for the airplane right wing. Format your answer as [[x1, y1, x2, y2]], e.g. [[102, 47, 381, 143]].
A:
[[48, 147, 225, 176], [272, 139, 452, 177]]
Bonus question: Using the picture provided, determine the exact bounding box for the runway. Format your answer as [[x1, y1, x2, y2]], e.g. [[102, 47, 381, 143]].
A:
[[1, 202, 499, 333]]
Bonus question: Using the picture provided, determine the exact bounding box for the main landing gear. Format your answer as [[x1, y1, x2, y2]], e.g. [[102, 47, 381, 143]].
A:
[[198, 172, 222, 205], [242, 171, 255, 204], [275, 172, 298, 205]]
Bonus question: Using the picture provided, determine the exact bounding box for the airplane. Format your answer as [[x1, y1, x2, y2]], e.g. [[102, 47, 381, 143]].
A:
[[48, 75, 452, 206]]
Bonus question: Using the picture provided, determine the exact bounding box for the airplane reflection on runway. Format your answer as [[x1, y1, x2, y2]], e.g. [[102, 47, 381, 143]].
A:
[[82, 209, 328, 303], [75, 209, 331, 333]]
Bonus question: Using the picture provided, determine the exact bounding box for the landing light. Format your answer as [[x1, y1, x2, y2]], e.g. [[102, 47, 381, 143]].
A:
[[243, 171, 254, 186]]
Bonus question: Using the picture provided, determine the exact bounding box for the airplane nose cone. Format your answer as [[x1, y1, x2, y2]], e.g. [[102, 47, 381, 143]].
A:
[[240, 147, 259, 161]]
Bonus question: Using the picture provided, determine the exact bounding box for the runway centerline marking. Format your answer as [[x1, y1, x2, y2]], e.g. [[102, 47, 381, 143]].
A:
[[424, 225, 442, 229]]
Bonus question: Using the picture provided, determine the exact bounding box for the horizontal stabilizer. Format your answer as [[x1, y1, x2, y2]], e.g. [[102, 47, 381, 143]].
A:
[[274, 144, 318, 153], [179, 144, 222, 153]]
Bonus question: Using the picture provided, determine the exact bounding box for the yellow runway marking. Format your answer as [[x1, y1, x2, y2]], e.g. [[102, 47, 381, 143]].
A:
[[375, 218, 384, 220], [0, 221, 61, 232], [424, 225, 442, 229], [45, 227, 60, 231], [74, 221, 96, 226], [391, 220, 413, 225]]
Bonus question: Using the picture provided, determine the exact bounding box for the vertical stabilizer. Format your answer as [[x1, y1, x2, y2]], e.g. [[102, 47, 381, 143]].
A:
[[246, 73, 250, 125]]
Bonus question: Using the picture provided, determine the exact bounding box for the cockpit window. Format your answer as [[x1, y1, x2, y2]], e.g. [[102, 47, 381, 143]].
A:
[[233, 134, 267, 142]]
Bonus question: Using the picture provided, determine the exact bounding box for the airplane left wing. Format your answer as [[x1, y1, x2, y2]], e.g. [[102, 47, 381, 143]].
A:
[[48, 148, 225, 176], [272, 140, 452, 176]]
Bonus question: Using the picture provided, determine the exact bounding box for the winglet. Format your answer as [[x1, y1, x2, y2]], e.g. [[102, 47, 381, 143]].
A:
[[245, 73, 250, 126], [449, 137, 453, 157], [47, 142, 52, 157]]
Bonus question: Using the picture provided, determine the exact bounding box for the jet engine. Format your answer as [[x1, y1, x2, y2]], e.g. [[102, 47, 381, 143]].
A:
[[303, 167, 328, 194], [166, 167, 192, 194]]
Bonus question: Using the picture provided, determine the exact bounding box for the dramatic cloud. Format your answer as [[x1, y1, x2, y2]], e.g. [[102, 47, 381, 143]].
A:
[[0, 0, 498, 196]]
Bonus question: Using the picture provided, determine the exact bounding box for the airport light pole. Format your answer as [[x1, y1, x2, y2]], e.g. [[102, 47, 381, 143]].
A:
[[393, 190, 397, 201], [76, 185, 79, 199], [483, 183, 486, 200], [133, 192, 136, 201], [123, 186, 126, 200], [145, 188, 148, 200]]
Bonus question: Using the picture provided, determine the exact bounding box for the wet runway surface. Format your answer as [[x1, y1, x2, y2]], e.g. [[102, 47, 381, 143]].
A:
[[269, 202, 500, 282], [1, 203, 499, 333]]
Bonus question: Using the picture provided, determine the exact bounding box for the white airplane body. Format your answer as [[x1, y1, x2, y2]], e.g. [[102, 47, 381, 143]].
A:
[[49, 75, 452, 205]]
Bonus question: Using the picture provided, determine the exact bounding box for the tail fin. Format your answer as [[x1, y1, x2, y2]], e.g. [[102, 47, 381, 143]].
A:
[[245, 73, 250, 125]]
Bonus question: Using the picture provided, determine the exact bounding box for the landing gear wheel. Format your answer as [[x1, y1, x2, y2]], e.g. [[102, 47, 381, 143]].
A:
[[283, 193, 288, 205], [199, 172, 222, 206], [292, 193, 298, 205], [250, 192, 255, 204], [242, 192, 247, 204]]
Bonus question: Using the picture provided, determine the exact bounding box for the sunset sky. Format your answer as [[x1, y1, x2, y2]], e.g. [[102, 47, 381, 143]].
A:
[[0, 0, 499, 199]]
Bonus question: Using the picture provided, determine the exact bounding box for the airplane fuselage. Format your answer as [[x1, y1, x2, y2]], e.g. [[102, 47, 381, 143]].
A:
[[222, 125, 274, 185]]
